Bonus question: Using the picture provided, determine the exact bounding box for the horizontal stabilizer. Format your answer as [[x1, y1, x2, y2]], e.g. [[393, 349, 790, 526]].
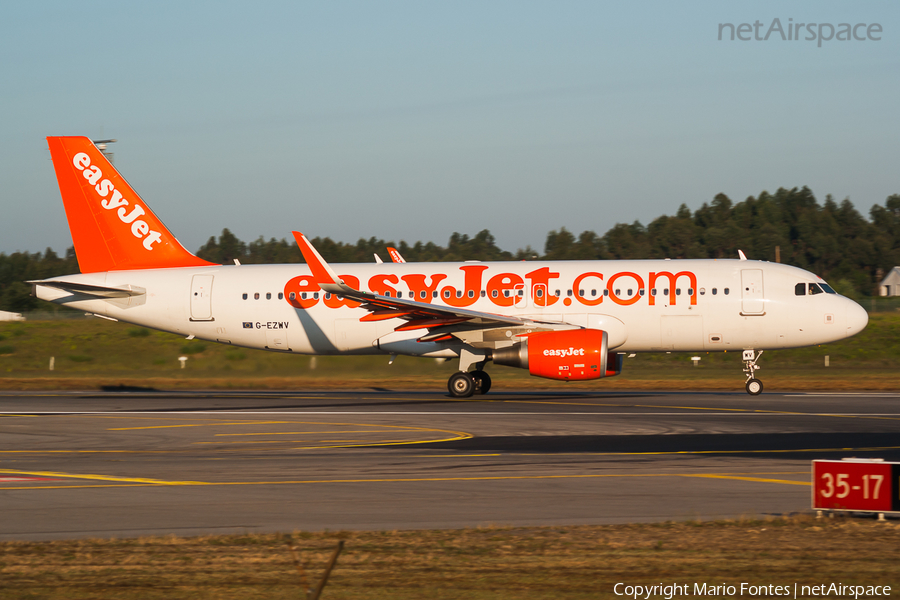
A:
[[29, 280, 146, 299]]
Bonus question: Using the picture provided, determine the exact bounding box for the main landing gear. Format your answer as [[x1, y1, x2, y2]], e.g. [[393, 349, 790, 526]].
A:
[[448, 349, 492, 398], [742, 349, 764, 395], [447, 370, 492, 398]]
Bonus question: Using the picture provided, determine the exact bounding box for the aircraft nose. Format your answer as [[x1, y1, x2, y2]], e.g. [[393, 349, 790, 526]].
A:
[[844, 300, 869, 338]]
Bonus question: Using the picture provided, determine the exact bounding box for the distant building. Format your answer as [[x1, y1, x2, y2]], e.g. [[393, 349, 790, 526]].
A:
[[879, 267, 900, 297], [0, 310, 25, 321]]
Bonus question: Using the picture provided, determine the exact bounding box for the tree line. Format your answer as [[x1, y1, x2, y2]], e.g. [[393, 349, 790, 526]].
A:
[[2, 186, 898, 312]]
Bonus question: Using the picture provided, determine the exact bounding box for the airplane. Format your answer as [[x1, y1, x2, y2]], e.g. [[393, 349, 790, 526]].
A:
[[31, 136, 869, 397]]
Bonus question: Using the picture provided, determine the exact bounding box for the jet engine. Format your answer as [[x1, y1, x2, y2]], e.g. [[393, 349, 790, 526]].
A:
[[492, 329, 623, 381]]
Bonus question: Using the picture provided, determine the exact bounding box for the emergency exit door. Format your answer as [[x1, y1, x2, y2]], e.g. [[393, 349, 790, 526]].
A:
[[740, 269, 765, 315], [190, 275, 214, 321]]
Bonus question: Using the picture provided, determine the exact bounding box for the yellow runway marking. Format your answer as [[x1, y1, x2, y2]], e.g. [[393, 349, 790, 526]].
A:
[[214, 430, 400, 437], [0, 470, 810, 490], [0, 469, 204, 485], [680, 474, 809, 486], [108, 420, 296, 430], [413, 454, 503, 457]]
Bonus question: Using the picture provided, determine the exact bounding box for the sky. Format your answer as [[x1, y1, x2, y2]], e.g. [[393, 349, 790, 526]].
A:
[[1, 1, 898, 256]]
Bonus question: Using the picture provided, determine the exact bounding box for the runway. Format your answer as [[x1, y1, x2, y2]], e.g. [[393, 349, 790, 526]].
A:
[[2, 389, 899, 541]]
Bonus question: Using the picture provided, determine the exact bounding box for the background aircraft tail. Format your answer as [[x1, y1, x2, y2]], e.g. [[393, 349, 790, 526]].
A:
[[46, 136, 214, 273]]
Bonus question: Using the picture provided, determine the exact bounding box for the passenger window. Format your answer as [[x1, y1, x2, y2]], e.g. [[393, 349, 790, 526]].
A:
[[443, 290, 451, 299], [688, 288, 693, 295], [639, 289, 645, 296], [456, 290, 462, 298], [254, 293, 260, 300], [699, 288, 705, 295], [579, 289, 585, 297], [664, 288, 669, 296], [675, 288, 681, 296], [591, 289, 596, 297], [491, 290, 498, 298], [300, 292, 306, 300], [266, 292, 272, 300], [603, 289, 609, 296], [536, 288, 544, 298], [627, 289, 633, 297], [567, 289, 573, 297], [724, 288, 730, 295], [289, 292, 296, 300], [480, 290, 486, 298], [615, 289, 621, 296], [242, 293, 248, 300], [795, 283, 806, 296], [278, 293, 283, 300], [433, 291, 438, 298], [420, 291, 427, 299], [712, 288, 717, 295], [554, 290, 561, 297], [504, 290, 510, 297], [651, 289, 657, 296], [468, 290, 474, 298], [313, 292, 319, 299], [517, 289, 524, 297]]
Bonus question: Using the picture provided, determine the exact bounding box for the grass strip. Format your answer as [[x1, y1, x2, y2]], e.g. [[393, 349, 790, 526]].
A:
[[1, 314, 899, 391]]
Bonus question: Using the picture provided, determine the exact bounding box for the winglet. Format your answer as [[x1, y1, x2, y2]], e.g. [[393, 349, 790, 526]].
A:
[[291, 231, 346, 290]]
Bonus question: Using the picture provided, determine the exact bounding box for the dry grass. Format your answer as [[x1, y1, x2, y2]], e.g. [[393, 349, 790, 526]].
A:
[[1, 516, 898, 599]]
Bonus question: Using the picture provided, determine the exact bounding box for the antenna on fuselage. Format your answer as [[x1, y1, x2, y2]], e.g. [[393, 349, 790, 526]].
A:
[[738, 250, 747, 261]]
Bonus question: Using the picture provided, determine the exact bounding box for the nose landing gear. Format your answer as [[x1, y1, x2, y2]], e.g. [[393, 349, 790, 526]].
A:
[[742, 349, 763, 395]]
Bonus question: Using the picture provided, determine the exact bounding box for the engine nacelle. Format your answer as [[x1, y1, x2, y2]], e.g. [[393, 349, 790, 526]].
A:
[[492, 329, 624, 381]]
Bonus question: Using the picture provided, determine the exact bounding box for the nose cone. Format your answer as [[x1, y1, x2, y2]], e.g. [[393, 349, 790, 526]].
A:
[[845, 300, 869, 339]]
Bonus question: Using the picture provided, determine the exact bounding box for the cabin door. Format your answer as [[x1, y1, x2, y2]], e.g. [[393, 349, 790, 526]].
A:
[[190, 275, 214, 321], [740, 269, 765, 315]]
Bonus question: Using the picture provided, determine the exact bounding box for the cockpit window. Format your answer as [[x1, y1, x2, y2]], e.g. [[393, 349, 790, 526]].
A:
[[797, 282, 834, 295]]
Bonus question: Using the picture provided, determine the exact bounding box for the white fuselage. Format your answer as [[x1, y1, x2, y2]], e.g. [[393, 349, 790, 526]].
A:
[[35, 258, 868, 358]]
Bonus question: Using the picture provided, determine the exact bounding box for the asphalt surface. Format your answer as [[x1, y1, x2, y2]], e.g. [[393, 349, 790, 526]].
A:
[[1, 388, 899, 541]]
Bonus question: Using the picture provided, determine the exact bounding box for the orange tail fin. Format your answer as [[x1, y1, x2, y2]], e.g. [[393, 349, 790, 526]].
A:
[[46, 136, 215, 273]]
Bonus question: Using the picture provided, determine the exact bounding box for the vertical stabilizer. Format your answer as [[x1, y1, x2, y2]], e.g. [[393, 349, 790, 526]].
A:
[[46, 136, 215, 273]]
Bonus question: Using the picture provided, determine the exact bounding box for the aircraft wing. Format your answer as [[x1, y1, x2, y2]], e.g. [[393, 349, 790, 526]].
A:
[[292, 232, 531, 333]]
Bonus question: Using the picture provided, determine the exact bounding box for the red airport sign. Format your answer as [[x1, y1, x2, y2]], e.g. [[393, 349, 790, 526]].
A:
[[812, 459, 900, 513]]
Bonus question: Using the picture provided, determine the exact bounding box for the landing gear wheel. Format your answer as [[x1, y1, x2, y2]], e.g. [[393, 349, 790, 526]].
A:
[[448, 372, 475, 398], [745, 378, 763, 396], [471, 370, 492, 395]]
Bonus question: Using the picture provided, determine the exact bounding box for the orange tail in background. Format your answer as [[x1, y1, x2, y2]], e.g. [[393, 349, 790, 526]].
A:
[[46, 136, 215, 273]]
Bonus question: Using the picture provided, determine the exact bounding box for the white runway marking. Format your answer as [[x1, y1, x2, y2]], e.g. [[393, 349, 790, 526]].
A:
[[4, 411, 900, 417]]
